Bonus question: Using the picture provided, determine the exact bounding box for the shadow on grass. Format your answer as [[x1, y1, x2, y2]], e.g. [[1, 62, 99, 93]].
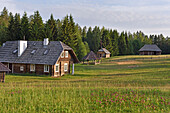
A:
[[7, 73, 51, 77], [73, 73, 133, 77], [74, 69, 170, 77]]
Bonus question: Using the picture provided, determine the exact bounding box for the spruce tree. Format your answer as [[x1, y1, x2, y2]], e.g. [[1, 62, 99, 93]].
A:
[[0, 7, 9, 27], [82, 26, 87, 42], [86, 27, 93, 51], [7, 12, 15, 41], [110, 30, 119, 56], [118, 32, 127, 55], [46, 14, 57, 41], [55, 19, 62, 41], [75, 25, 87, 60], [21, 12, 31, 40], [30, 11, 44, 40], [101, 29, 112, 54], [92, 26, 101, 53]]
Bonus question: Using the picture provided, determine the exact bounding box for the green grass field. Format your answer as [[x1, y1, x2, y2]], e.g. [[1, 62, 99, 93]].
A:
[[0, 55, 170, 112]]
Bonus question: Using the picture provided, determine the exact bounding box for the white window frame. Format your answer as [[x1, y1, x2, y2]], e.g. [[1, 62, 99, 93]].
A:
[[55, 64, 59, 72], [44, 65, 49, 72], [65, 51, 68, 58], [61, 51, 64, 58], [64, 63, 68, 72], [20, 66, 24, 71], [30, 64, 35, 72]]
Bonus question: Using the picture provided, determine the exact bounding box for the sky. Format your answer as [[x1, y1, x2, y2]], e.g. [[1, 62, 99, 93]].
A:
[[1, 0, 170, 37]]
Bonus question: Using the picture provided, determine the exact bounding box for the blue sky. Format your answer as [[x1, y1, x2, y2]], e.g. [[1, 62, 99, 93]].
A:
[[1, 0, 170, 37]]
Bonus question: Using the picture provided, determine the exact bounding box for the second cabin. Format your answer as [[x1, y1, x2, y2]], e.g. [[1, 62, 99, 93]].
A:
[[0, 38, 79, 77], [97, 48, 111, 58]]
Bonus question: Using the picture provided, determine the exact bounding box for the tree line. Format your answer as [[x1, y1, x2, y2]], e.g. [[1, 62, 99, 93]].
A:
[[0, 7, 170, 60]]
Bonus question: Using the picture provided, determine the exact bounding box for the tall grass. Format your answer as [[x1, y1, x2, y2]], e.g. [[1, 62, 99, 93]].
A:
[[0, 55, 169, 112]]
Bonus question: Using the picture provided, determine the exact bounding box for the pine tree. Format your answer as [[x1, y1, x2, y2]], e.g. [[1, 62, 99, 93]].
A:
[[60, 15, 77, 51], [86, 27, 93, 51], [84, 41, 90, 53], [110, 30, 119, 56], [30, 11, 44, 40], [118, 32, 127, 55], [21, 12, 31, 40], [7, 12, 15, 41], [55, 19, 62, 41], [75, 30, 87, 60], [44, 23, 52, 40], [125, 32, 130, 54], [0, 7, 9, 27], [101, 29, 113, 54], [0, 24, 8, 45], [46, 14, 57, 41], [128, 34, 134, 55], [132, 39, 141, 54], [0, 7, 9, 45], [91, 26, 101, 53], [14, 13, 22, 40], [82, 26, 87, 42]]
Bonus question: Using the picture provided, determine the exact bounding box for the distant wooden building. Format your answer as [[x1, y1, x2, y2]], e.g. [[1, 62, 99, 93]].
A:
[[139, 44, 162, 55], [97, 48, 111, 58], [0, 38, 79, 77], [83, 51, 100, 65], [0, 62, 10, 82]]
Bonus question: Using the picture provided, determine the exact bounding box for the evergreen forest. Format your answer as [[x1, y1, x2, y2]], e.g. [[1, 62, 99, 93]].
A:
[[0, 7, 170, 60]]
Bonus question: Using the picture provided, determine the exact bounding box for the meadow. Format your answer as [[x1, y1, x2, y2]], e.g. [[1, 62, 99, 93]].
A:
[[0, 55, 170, 113]]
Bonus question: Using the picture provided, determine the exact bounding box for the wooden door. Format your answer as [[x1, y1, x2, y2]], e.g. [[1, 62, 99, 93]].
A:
[[59, 62, 61, 76], [9, 63, 12, 73]]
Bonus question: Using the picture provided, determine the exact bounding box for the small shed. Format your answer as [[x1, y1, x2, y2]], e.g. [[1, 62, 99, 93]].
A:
[[97, 48, 111, 58], [83, 51, 100, 65], [0, 62, 11, 82], [139, 44, 162, 55]]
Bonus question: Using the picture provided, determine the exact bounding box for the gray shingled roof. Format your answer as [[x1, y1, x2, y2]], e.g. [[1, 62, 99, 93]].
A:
[[83, 51, 100, 60], [0, 62, 11, 72], [139, 44, 162, 52], [0, 41, 79, 65], [98, 48, 111, 54]]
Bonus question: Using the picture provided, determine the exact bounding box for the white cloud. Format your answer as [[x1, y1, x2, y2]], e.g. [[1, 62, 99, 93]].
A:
[[0, 0, 170, 36]]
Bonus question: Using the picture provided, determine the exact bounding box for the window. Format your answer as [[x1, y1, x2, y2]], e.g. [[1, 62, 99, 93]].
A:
[[61, 51, 64, 58], [33, 42, 36, 46], [44, 65, 49, 72], [64, 63, 68, 72], [31, 50, 36, 54], [55, 64, 59, 72], [65, 51, 68, 58], [20, 66, 24, 71], [30, 64, 35, 71], [13, 49, 18, 54], [44, 49, 49, 55]]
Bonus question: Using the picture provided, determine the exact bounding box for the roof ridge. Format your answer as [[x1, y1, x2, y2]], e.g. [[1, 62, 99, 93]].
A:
[[59, 41, 64, 50], [52, 41, 64, 65]]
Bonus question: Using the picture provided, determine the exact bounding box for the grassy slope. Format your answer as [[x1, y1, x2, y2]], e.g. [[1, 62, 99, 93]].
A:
[[0, 55, 170, 112]]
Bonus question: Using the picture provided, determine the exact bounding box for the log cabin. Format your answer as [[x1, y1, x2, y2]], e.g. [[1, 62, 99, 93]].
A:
[[0, 62, 10, 82], [139, 44, 162, 55], [97, 48, 111, 58], [0, 38, 79, 77]]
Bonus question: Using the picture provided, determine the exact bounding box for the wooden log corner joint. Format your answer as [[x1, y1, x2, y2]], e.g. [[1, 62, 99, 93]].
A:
[[0, 62, 11, 82]]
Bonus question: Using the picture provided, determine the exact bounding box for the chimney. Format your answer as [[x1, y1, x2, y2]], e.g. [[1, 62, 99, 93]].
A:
[[43, 38, 49, 46], [2, 43, 5, 47], [18, 40, 27, 57]]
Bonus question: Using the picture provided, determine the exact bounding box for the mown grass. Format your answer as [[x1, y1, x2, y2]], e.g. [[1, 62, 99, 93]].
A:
[[0, 55, 170, 112]]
